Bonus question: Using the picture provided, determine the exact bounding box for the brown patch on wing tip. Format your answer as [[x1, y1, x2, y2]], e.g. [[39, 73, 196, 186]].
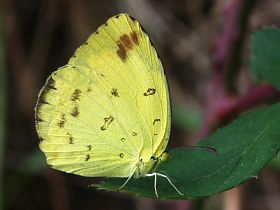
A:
[[117, 32, 139, 62], [58, 113, 66, 128], [100, 115, 114, 131], [117, 42, 127, 61], [71, 106, 80, 118], [121, 34, 133, 49], [71, 89, 82, 102], [144, 88, 156, 96], [131, 31, 139, 45]]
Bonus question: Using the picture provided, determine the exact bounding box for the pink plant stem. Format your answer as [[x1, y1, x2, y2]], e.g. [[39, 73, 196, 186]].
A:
[[213, 0, 241, 75], [196, 0, 273, 140]]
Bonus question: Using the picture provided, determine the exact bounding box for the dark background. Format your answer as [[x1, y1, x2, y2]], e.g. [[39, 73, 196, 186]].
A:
[[2, 0, 280, 210]]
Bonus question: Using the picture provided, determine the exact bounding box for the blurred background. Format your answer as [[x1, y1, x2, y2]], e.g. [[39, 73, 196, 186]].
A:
[[2, 0, 280, 210]]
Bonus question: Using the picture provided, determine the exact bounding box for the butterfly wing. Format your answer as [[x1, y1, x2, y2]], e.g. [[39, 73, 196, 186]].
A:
[[35, 14, 170, 177]]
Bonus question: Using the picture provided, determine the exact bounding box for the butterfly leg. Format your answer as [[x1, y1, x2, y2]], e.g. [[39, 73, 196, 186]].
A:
[[146, 172, 184, 197], [156, 173, 184, 195], [146, 173, 159, 198]]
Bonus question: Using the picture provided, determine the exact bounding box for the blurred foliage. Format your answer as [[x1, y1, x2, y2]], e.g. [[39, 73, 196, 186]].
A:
[[0, 1, 6, 210], [251, 27, 280, 90], [172, 105, 202, 133]]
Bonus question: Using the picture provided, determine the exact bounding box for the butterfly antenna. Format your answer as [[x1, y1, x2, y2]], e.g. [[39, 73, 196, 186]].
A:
[[184, 145, 218, 154], [117, 167, 136, 191]]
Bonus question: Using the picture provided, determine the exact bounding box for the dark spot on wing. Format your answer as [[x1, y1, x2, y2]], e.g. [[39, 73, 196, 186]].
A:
[[115, 14, 120, 19], [111, 88, 119, 97], [100, 115, 114, 131], [86, 87, 92, 93], [95, 31, 99, 35], [39, 77, 56, 104], [154, 134, 157, 136], [129, 15, 136, 21], [100, 74, 105, 77], [39, 137, 44, 142], [144, 88, 156, 96], [153, 119, 161, 125], [132, 132, 137, 136], [38, 90, 50, 104], [58, 113, 66, 128], [71, 106, 79, 118], [86, 145, 92, 151], [85, 154, 90, 161], [120, 138, 125, 142], [69, 135, 74, 144], [119, 153, 124, 158], [104, 22, 108, 26], [85, 42, 88, 45], [36, 117, 43, 122], [71, 89, 82, 102], [45, 77, 57, 90]]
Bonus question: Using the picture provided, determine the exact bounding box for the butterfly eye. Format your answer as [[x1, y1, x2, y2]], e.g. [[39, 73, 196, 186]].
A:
[[150, 156, 157, 161]]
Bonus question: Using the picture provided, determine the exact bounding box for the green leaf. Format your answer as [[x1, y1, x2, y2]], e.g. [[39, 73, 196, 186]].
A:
[[251, 27, 280, 90], [97, 103, 280, 199]]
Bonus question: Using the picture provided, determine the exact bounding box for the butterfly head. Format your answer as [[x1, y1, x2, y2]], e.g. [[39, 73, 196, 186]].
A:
[[133, 152, 169, 178]]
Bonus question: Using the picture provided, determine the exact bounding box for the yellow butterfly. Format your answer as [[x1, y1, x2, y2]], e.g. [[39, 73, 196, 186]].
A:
[[35, 13, 183, 198]]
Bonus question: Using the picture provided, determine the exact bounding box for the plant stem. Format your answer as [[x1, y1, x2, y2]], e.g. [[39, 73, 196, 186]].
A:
[[213, 0, 258, 92]]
